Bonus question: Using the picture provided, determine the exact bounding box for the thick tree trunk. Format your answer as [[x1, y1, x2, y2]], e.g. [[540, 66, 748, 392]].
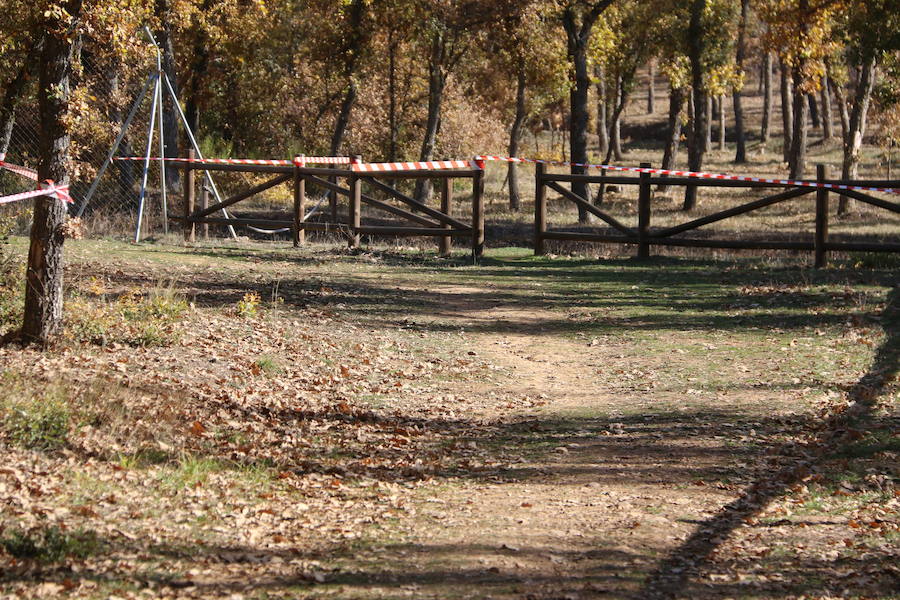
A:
[[22, 0, 83, 346], [647, 61, 655, 114], [508, 63, 527, 211], [761, 52, 773, 143], [684, 0, 708, 211], [659, 85, 685, 192], [563, 9, 595, 223], [780, 59, 793, 163], [789, 66, 808, 179], [821, 73, 833, 141], [839, 56, 876, 214]]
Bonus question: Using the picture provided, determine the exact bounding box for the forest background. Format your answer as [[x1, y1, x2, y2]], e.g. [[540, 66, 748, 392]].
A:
[[1, 0, 899, 220]]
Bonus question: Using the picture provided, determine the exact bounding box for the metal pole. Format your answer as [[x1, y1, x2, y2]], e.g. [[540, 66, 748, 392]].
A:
[[155, 49, 168, 234], [76, 74, 156, 217], [135, 74, 160, 243], [161, 72, 238, 239]]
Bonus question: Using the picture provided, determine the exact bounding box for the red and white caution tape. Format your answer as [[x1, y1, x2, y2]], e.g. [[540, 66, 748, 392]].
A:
[[352, 159, 474, 173], [0, 153, 39, 181], [115, 156, 353, 167], [475, 155, 900, 196], [0, 180, 72, 206]]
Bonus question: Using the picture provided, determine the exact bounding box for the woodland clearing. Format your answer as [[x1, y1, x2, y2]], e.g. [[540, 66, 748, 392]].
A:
[[0, 239, 897, 599]]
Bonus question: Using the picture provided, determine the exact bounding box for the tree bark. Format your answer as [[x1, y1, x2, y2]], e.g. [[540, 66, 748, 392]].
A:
[[761, 52, 773, 143], [789, 65, 809, 179], [659, 85, 685, 192], [684, 0, 708, 211], [185, 0, 212, 141], [780, 58, 793, 163], [808, 93, 820, 129], [22, 0, 83, 346], [508, 61, 527, 211], [839, 56, 876, 214], [646, 61, 655, 114], [732, 0, 748, 162], [154, 0, 180, 178], [329, 0, 366, 156], [718, 94, 726, 151], [820, 73, 833, 141], [596, 65, 608, 158], [562, 7, 597, 223], [414, 32, 447, 203]]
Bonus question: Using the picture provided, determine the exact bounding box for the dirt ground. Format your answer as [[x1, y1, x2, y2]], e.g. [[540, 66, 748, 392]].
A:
[[0, 241, 897, 600]]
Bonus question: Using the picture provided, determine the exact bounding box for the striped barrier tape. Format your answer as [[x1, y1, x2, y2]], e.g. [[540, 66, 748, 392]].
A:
[[0, 180, 72, 206], [115, 156, 353, 166], [0, 153, 39, 181], [475, 155, 900, 196], [352, 159, 474, 173]]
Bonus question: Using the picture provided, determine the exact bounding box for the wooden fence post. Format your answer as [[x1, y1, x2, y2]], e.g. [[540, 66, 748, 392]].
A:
[[440, 174, 453, 257], [815, 163, 829, 268], [472, 157, 485, 259], [637, 162, 652, 259], [348, 155, 361, 249], [293, 155, 305, 247], [200, 184, 209, 240], [183, 148, 195, 243], [535, 162, 547, 256]]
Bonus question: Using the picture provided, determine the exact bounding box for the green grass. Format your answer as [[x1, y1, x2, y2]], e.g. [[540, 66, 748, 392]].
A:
[[0, 525, 102, 563]]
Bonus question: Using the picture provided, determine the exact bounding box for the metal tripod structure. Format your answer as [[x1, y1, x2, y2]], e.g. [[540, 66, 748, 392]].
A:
[[78, 27, 237, 242]]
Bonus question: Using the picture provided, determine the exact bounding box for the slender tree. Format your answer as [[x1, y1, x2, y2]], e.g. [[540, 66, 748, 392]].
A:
[[21, 0, 84, 345]]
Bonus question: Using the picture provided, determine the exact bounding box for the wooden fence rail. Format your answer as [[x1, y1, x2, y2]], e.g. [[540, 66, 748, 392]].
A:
[[535, 162, 900, 268], [174, 150, 485, 258]]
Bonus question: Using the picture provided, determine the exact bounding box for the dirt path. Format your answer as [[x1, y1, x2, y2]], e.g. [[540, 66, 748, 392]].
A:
[[326, 283, 749, 599]]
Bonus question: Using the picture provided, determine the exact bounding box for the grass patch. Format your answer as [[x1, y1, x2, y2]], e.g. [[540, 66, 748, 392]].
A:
[[0, 525, 102, 563], [0, 376, 71, 450], [65, 284, 188, 347]]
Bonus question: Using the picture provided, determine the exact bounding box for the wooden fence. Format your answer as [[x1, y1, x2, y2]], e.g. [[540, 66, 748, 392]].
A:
[[535, 162, 900, 268], [173, 150, 485, 258]]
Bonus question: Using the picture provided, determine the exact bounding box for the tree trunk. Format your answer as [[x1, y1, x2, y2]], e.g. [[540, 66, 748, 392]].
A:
[[821, 73, 833, 141], [562, 8, 598, 223], [330, 81, 357, 155], [789, 65, 808, 179], [185, 1, 212, 141], [780, 58, 793, 163], [329, 0, 366, 156], [684, 0, 708, 211], [388, 29, 398, 162], [415, 33, 447, 203], [596, 65, 608, 158], [508, 62, 527, 211], [808, 93, 820, 129], [761, 52, 773, 144], [838, 56, 877, 214], [154, 0, 180, 181], [718, 94, 726, 151], [706, 95, 713, 148], [732, 0, 748, 162], [22, 0, 83, 346], [647, 61, 655, 114], [659, 85, 685, 192]]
